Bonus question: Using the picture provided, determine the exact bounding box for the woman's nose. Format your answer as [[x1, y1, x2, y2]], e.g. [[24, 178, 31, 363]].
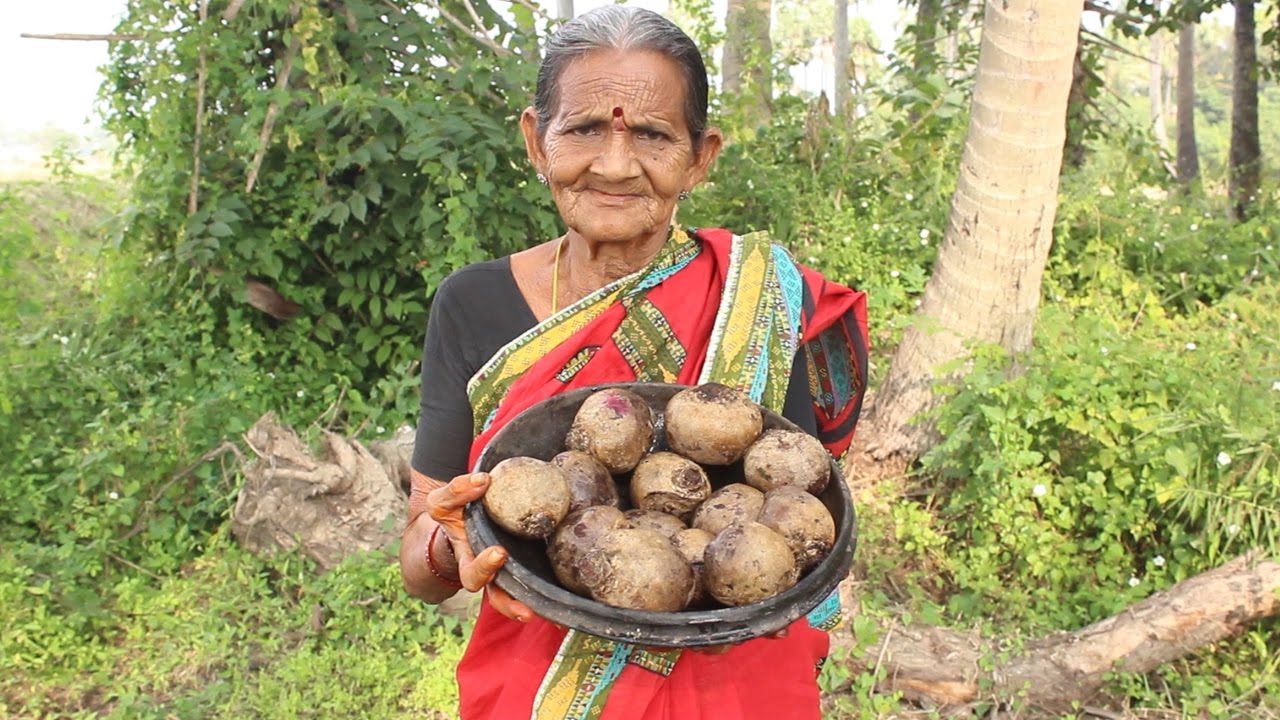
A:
[[591, 130, 641, 180]]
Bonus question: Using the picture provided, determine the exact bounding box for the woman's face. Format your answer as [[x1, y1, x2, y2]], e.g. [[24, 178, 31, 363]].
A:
[[522, 49, 722, 248]]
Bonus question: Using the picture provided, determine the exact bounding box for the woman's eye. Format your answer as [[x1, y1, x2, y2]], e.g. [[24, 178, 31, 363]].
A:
[[571, 125, 599, 137], [636, 130, 665, 142]]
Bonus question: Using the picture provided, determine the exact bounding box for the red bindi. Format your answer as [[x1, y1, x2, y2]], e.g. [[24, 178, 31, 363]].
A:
[[612, 106, 626, 131]]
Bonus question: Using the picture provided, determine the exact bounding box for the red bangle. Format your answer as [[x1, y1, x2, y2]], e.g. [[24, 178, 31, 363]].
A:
[[426, 523, 463, 589]]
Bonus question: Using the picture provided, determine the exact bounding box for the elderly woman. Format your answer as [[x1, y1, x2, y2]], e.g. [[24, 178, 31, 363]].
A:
[[399, 6, 868, 719]]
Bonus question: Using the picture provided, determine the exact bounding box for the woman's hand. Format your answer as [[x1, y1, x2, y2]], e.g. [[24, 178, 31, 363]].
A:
[[403, 469, 536, 623]]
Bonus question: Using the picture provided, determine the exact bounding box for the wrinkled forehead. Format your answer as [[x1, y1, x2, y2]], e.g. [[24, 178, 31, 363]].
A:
[[551, 49, 688, 123]]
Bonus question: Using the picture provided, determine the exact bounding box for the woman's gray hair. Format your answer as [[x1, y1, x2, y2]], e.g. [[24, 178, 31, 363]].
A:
[[534, 6, 710, 147]]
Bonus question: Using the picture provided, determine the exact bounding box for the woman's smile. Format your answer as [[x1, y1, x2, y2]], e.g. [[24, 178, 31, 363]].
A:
[[586, 188, 644, 205]]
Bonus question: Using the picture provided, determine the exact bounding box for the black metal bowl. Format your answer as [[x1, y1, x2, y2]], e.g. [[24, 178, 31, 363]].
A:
[[464, 382, 856, 647]]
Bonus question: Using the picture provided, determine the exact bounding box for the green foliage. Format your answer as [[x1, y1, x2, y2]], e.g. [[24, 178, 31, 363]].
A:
[[920, 284, 1278, 626], [1, 540, 468, 719], [103, 0, 559, 417]]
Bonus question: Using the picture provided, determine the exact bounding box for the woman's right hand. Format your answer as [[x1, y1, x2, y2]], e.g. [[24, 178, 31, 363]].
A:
[[405, 470, 536, 623]]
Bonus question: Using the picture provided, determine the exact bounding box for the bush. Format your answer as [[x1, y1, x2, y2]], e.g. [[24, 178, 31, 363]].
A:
[[916, 279, 1278, 628]]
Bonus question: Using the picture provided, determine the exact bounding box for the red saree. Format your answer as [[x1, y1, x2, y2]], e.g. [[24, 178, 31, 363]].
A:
[[455, 228, 868, 720]]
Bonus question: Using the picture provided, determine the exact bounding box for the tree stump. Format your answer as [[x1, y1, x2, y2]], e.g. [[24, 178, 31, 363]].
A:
[[231, 413, 407, 570]]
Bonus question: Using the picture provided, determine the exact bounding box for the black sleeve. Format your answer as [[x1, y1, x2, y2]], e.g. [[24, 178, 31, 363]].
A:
[[411, 280, 477, 481], [781, 348, 818, 436]]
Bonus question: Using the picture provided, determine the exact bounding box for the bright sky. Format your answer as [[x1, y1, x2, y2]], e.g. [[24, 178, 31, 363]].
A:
[[0, 2, 129, 135], [0, 0, 902, 138]]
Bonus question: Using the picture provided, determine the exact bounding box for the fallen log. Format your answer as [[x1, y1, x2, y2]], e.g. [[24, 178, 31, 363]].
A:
[[842, 552, 1280, 715]]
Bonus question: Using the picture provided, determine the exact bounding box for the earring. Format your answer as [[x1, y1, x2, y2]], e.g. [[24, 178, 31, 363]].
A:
[[536, 173, 549, 186], [678, 190, 691, 201]]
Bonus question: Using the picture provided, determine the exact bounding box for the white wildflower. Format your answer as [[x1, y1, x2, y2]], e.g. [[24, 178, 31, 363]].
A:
[[296, 389, 305, 398], [1228, 523, 1241, 535], [1189, 223, 1198, 231], [108, 491, 119, 500], [1218, 254, 1228, 261], [890, 270, 901, 278], [58, 335, 69, 345], [1099, 185, 1115, 197], [872, 223, 881, 231], [1185, 342, 1197, 351], [1032, 484, 1047, 498], [1272, 380, 1280, 392], [1128, 576, 1141, 587], [919, 228, 930, 239], [267, 372, 276, 379], [1153, 241, 1165, 252], [746, 179, 754, 190], [1100, 346, 1109, 355], [920, 238, 929, 246], [1216, 451, 1231, 466], [1153, 555, 1166, 567], [860, 200, 869, 208], [376, 426, 386, 434], [905, 192, 914, 201]]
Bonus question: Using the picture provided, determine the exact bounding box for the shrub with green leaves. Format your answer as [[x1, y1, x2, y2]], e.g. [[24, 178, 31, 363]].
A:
[[918, 282, 1278, 628], [104, 0, 559, 407]]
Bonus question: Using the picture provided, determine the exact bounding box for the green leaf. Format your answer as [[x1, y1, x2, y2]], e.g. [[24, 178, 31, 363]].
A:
[[1165, 446, 1193, 477], [348, 193, 367, 224]]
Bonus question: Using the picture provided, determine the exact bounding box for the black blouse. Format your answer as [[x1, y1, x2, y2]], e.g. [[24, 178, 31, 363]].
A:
[[411, 257, 816, 481]]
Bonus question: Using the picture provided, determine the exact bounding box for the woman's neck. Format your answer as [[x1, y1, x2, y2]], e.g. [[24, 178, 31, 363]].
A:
[[560, 228, 668, 294]]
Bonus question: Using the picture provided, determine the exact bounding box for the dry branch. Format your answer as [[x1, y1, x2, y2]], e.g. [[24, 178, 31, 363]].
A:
[[20, 32, 144, 41], [222, 0, 248, 22], [424, 0, 513, 57], [189, 0, 210, 215], [245, 2, 301, 194], [844, 552, 1280, 714]]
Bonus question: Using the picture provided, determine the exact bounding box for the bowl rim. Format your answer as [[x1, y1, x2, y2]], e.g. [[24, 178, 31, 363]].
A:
[[464, 381, 856, 646]]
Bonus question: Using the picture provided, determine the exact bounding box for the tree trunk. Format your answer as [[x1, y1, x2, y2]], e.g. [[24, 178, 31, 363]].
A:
[[1176, 22, 1200, 184], [557, 0, 573, 21], [865, 0, 1082, 460], [913, 0, 941, 72], [833, 0, 850, 115], [722, 0, 773, 122], [906, 0, 941, 123], [1229, 0, 1261, 220], [1149, 31, 1169, 152], [839, 552, 1280, 713], [1063, 26, 1088, 168]]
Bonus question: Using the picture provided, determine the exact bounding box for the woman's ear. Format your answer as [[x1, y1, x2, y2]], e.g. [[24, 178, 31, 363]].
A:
[[687, 127, 724, 187], [520, 107, 546, 174]]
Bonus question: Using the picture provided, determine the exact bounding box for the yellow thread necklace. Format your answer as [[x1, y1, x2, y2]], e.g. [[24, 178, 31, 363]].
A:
[[550, 235, 566, 317]]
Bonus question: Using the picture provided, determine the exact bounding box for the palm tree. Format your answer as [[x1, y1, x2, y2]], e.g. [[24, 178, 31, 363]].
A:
[[866, 0, 1085, 460]]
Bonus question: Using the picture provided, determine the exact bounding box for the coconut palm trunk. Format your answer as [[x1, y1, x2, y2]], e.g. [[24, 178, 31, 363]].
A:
[[866, 0, 1083, 460], [1228, 0, 1261, 219], [1149, 30, 1169, 152], [723, 0, 773, 122], [1176, 22, 1200, 185], [834, 0, 850, 115]]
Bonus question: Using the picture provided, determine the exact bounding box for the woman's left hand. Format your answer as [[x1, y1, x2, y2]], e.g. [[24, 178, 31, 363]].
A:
[[416, 470, 537, 623]]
